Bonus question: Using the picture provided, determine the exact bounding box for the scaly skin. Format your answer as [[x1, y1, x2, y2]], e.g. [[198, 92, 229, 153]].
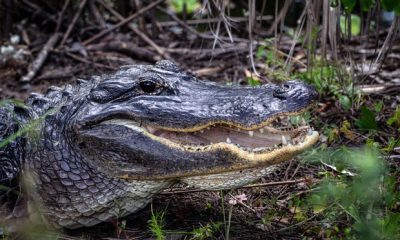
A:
[[0, 60, 318, 229]]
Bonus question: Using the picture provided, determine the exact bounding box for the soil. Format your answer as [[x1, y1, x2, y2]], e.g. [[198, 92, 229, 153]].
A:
[[0, 1, 399, 239]]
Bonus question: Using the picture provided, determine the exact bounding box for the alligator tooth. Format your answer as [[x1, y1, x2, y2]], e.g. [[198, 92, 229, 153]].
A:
[[226, 137, 232, 144], [253, 147, 266, 152], [282, 135, 287, 145], [259, 128, 264, 133], [308, 129, 313, 135], [200, 130, 204, 133], [207, 127, 210, 130], [248, 131, 254, 137]]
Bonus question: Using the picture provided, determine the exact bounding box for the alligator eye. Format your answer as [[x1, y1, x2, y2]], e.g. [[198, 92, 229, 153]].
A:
[[139, 80, 158, 94]]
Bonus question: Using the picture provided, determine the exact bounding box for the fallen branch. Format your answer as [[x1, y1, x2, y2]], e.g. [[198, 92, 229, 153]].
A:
[[60, 0, 88, 46], [20, 33, 61, 82], [83, 0, 165, 46], [161, 178, 312, 195], [87, 41, 158, 62], [97, 0, 170, 60], [55, 0, 71, 33], [356, 83, 400, 94], [64, 51, 116, 71]]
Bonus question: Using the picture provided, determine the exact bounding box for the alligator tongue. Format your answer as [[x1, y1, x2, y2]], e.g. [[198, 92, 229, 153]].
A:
[[146, 126, 294, 148]]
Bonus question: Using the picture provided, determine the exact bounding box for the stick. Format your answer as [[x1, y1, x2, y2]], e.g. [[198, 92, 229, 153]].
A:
[[20, 33, 61, 82], [97, 0, 170, 59], [145, 16, 273, 28], [55, 0, 71, 33], [83, 0, 165, 46], [161, 178, 311, 195], [64, 52, 116, 70], [60, 0, 89, 46]]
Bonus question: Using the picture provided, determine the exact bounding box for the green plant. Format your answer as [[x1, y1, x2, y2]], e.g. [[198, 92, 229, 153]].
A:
[[355, 105, 378, 131], [340, 14, 361, 36], [220, 190, 233, 240], [297, 62, 361, 112], [246, 77, 261, 87], [341, 0, 400, 15], [169, 0, 200, 14], [190, 222, 222, 240], [255, 43, 291, 81], [148, 206, 166, 240], [303, 146, 400, 239], [387, 106, 400, 128]]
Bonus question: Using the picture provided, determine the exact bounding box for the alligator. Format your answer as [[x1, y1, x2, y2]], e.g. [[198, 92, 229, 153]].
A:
[[0, 60, 318, 229]]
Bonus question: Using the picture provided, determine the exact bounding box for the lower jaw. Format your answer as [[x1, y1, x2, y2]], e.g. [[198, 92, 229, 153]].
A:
[[181, 165, 279, 190]]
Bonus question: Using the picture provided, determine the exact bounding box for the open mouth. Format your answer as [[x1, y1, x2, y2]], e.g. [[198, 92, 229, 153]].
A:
[[102, 114, 319, 157]]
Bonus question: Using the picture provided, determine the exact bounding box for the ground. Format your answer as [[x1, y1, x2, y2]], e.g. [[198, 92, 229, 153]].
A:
[[0, 1, 399, 239]]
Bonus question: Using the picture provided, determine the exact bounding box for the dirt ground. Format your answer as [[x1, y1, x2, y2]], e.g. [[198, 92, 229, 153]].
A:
[[0, 1, 399, 239]]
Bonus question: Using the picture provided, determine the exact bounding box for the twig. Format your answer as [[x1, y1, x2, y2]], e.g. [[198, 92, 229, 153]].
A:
[[87, 41, 157, 62], [89, 0, 106, 29], [157, 6, 253, 46], [97, 0, 170, 60], [161, 178, 311, 195], [60, 0, 89, 46], [248, 0, 259, 76], [83, 0, 165, 46], [20, 33, 61, 82], [374, 16, 400, 68], [64, 51, 116, 70], [20, 0, 57, 24], [146, 16, 273, 27], [267, 0, 292, 35], [356, 83, 400, 94], [55, 0, 71, 33]]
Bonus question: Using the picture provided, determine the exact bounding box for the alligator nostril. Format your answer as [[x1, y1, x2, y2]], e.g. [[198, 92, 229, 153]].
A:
[[78, 142, 86, 149], [273, 90, 287, 100]]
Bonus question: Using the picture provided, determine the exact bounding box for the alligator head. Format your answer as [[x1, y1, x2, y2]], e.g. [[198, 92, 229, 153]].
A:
[[2, 60, 318, 228], [76, 60, 318, 184]]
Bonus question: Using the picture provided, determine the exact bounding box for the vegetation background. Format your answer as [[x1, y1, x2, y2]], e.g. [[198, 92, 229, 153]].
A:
[[0, 0, 399, 239]]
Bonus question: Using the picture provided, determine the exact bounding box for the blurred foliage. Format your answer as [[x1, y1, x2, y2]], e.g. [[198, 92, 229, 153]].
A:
[[168, 0, 201, 14], [387, 107, 400, 128], [302, 146, 400, 239], [355, 105, 378, 131], [341, 0, 400, 15], [190, 222, 222, 240], [340, 15, 361, 36]]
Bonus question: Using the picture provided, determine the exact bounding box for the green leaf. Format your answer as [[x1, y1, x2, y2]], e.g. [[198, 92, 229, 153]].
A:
[[169, 0, 200, 14], [338, 94, 351, 111], [395, 4, 400, 16], [341, 0, 357, 13], [387, 107, 400, 127], [340, 15, 361, 36], [373, 101, 383, 113], [381, 0, 399, 11], [355, 106, 378, 130], [246, 77, 260, 87], [360, 0, 375, 11], [256, 46, 266, 59]]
